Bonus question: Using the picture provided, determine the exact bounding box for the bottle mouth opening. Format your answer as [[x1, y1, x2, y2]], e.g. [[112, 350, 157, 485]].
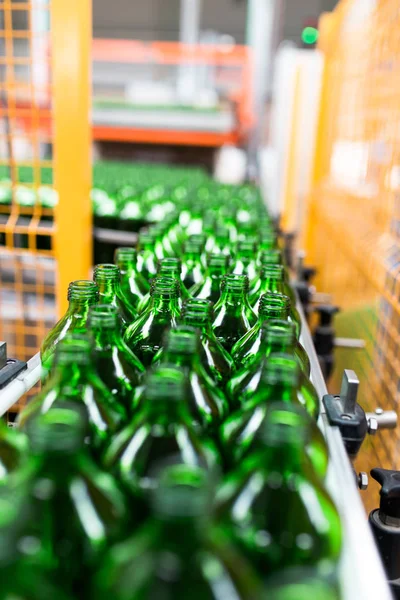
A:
[[151, 464, 211, 519], [261, 264, 284, 279], [259, 292, 291, 313], [93, 264, 120, 283], [88, 304, 118, 329], [221, 274, 249, 292], [67, 280, 99, 302], [182, 299, 213, 313], [26, 406, 86, 453], [262, 352, 299, 386], [151, 277, 181, 298]]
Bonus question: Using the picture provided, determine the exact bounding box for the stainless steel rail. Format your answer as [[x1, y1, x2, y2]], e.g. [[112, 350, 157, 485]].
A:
[[299, 304, 392, 600], [0, 352, 41, 415]]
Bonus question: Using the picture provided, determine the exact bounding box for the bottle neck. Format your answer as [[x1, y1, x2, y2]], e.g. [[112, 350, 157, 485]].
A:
[[91, 325, 121, 350], [67, 297, 96, 319], [151, 292, 180, 313], [144, 396, 188, 425], [163, 348, 197, 369], [157, 516, 205, 552], [96, 277, 119, 302], [117, 259, 135, 276], [219, 287, 247, 308]]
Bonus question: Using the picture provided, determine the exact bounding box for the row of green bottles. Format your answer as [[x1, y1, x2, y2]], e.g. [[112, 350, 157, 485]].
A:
[[6, 175, 343, 598], [3, 398, 341, 598]]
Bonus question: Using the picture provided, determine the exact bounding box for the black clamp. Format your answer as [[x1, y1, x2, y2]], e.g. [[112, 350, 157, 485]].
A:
[[322, 369, 377, 458], [293, 252, 317, 317], [369, 468, 400, 599], [313, 304, 339, 380], [0, 341, 27, 389]]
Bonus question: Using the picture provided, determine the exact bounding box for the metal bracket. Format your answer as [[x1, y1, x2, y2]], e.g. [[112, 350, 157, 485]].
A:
[[323, 369, 369, 458]]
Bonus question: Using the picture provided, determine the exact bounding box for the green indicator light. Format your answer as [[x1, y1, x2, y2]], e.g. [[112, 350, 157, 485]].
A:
[[301, 26, 319, 45]]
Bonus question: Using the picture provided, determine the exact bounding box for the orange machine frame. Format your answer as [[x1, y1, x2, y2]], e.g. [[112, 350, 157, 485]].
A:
[[91, 39, 254, 147], [11, 39, 254, 148]]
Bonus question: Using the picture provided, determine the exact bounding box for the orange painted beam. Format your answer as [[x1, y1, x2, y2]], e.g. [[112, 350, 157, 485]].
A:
[[92, 126, 240, 147]]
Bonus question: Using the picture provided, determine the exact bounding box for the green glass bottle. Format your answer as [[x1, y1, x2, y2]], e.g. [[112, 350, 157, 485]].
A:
[[181, 299, 235, 389], [22, 405, 127, 595], [151, 223, 168, 260], [258, 248, 284, 267], [19, 335, 126, 455], [212, 225, 232, 256], [114, 247, 150, 311], [124, 277, 181, 367], [0, 494, 74, 600], [229, 322, 317, 418], [181, 239, 204, 289], [89, 305, 145, 416], [212, 274, 257, 354], [137, 257, 189, 314], [191, 253, 229, 303], [103, 368, 218, 500], [266, 568, 340, 600], [217, 403, 341, 576], [158, 257, 190, 301], [94, 264, 137, 328], [0, 420, 28, 484], [232, 240, 258, 282], [250, 264, 301, 337], [93, 464, 264, 600], [230, 292, 291, 370], [154, 326, 229, 431], [222, 356, 327, 476], [40, 280, 99, 377], [136, 230, 158, 281]]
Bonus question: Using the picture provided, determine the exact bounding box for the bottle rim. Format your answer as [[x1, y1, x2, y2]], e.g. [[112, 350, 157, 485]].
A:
[[67, 280, 99, 302], [259, 292, 291, 315], [93, 263, 120, 283], [182, 298, 213, 314], [261, 264, 285, 280], [151, 276, 181, 298], [221, 273, 249, 292]]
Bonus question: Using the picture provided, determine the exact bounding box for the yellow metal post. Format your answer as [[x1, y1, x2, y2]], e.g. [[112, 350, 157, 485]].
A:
[[51, 0, 92, 316]]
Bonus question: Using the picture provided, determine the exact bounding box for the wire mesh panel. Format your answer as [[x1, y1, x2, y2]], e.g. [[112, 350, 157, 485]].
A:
[[306, 0, 400, 507], [0, 0, 55, 362], [0, 0, 91, 394]]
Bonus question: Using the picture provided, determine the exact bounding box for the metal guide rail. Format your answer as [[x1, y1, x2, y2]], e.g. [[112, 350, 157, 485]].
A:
[[298, 303, 392, 600], [0, 310, 393, 599]]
